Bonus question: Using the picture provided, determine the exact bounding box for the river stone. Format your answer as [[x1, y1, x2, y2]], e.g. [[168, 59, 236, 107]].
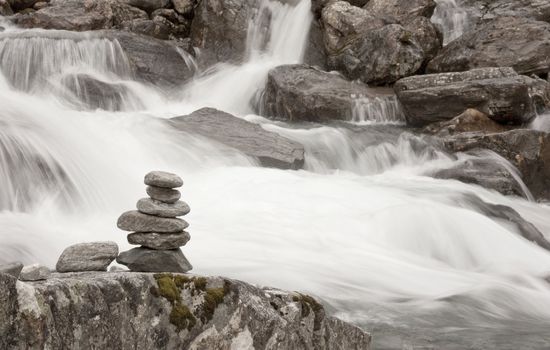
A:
[[117, 210, 189, 232], [19, 264, 50, 281], [144, 171, 183, 188], [127, 231, 191, 249], [116, 247, 192, 272], [56, 242, 119, 272], [146, 186, 181, 203], [137, 198, 190, 217], [0, 262, 23, 278]]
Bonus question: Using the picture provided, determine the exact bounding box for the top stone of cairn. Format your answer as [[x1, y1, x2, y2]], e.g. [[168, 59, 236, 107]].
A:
[[144, 171, 183, 189]]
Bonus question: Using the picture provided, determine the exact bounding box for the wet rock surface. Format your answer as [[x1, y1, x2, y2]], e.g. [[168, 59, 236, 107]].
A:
[[169, 108, 305, 169], [395, 68, 547, 126], [0, 272, 371, 349], [427, 17, 550, 77]]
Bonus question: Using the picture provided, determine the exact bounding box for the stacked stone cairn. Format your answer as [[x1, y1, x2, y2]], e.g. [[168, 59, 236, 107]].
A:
[[116, 171, 192, 273]]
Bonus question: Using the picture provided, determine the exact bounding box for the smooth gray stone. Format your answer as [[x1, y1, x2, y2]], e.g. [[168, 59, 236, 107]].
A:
[[116, 247, 192, 272], [117, 210, 188, 233], [56, 242, 119, 272], [127, 231, 191, 250], [0, 262, 23, 278], [169, 108, 305, 170], [20, 264, 50, 281], [146, 185, 181, 203], [136, 198, 190, 218], [144, 171, 183, 188]]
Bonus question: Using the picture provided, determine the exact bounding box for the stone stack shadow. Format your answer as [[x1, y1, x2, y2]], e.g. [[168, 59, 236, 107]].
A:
[[116, 171, 192, 273]]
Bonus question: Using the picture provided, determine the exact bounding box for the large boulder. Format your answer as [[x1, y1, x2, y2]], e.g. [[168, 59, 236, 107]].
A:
[[189, 0, 256, 66], [394, 67, 548, 127], [364, 0, 436, 23], [12, 0, 149, 31], [101, 30, 194, 87], [321, 1, 426, 85], [262, 64, 399, 122], [169, 108, 305, 169], [443, 129, 550, 201], [56, 242, 119, 272], [0, 272, 371, 349], [427, 17, 550, 77]]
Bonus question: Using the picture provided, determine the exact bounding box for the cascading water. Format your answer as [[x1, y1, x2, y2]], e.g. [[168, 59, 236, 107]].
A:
[[431, 0, 471, 45], [2, 0, 550, 349]]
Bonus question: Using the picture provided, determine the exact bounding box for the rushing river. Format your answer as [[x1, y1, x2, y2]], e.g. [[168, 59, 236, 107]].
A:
[[1, 1, 550, 349]]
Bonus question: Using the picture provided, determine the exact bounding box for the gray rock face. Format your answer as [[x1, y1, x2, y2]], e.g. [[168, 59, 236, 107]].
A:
[[19, 264, 50, 281], [424, 109, 508, 137], [118, 210, 189, 232], [144, 171, 183, 189], [0, 272, 371, 349], [321, 2, 425, 85], [189, 0, 256, 66], [403, 16, 442, 64], [127, 231, 191, 249], [364, 0, 436, 22], [12, 0, 149, 31], [427, 17, 550, 77], [137, 198, 190, 217], [394, 67, 546, 126], [101, 30, 193, 87], [0, 0, 13, 15], [8, 0, 37, 11], [169, 108, 305, 170], [116, 247, 192, 272], [262, 64, 395, 122], [443, 129, 550, 201], [146, 186, 181, 203], [56, 242, 119, 272], [172, 0, 193, 14], [61, 73, 135, 111], [0, 262, 23, 278], [123, 0, 170, 12]]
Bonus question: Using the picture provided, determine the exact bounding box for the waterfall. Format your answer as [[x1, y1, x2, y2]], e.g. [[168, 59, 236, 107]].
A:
[[2, 0, 550, 348], [432, 0, 471, 45]]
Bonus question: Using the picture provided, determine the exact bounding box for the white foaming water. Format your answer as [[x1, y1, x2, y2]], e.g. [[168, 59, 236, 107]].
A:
[[432, 0, 470, 45], [2, 0, 550, 348], [351, 95, 405, 125]]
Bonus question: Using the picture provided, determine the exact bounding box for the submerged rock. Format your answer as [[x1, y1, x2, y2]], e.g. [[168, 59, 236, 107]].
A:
[[137, 198, 190, 217], [0, 272, 371, 349], [169, 108, 305, 170], [127, 231, 191, 250], [427, 17, 550, 77], [116, 247, 192, 272], [61, 73, 134, 111], [144, 171, 183, 189], [19, 264, 50, 281], [118, 210, 189, 233], [0, 262, 23, 278], [394, 67, 547, 127], [56, 242, 119, 272], [443, 129, 550, 201]]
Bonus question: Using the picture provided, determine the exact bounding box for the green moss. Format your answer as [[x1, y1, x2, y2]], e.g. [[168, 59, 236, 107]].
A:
[[156, 275, 180, 303], [193, 277, 208, 291], [170, 302, 197, 331], [200, 287, 226, 323], [174, 275, 192, 289]]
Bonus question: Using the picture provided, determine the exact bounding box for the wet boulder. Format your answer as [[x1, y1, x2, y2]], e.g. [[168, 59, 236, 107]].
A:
[[169, 108, 305, 169], [262, 64, 396, 122], [189, 0, 257, 66], [12, 0, 149, 31], [364, 0, 436, 23], [427, 17, 550, 77], [443, 129, 550, 201], [321, 1, 425, 85], [424, 109, 508, 137], [394, 67, 548, 127]]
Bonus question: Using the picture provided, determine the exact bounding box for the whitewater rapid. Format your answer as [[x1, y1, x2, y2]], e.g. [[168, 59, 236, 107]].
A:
[[2, 0, 550, 348]]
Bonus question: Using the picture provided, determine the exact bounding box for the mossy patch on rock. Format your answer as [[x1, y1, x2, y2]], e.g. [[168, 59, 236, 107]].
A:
[[152, 274, 231, 331]]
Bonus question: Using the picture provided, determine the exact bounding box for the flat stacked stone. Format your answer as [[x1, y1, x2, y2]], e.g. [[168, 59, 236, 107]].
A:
[[116, 171, 192, 273]]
